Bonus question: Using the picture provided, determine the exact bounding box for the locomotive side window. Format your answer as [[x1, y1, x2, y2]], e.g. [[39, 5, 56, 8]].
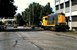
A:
[[45, 18, 47, 20]]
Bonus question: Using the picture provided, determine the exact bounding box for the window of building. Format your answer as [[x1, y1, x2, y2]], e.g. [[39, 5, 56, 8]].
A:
[[60, 3, 63, 9], [65, 1, 69, 8], [55, 0, 60, 2], [72, 16, 77, 22], [56, 5, 59, 10], [72, 0, 77, 6]]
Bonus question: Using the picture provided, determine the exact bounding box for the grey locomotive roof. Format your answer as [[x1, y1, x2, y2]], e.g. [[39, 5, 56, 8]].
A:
[[48, 13, 58, 17]]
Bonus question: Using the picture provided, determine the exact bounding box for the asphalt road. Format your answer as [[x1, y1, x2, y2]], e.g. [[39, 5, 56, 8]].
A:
[[0, 28, 77, 50]]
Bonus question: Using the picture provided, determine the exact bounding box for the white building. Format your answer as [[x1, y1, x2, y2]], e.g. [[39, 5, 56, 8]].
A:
[[55, 0, 77, 30]]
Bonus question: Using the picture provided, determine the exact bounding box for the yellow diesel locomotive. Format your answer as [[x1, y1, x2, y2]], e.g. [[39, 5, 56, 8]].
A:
[[40, 13, 69, 31]]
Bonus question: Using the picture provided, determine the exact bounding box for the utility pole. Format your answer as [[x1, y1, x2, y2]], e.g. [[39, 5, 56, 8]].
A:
[[59, 0, 61, 13], [64, 0, 65, 13], [32, 5, 34, 25], [29, 12, 30, 26], [69, 0, 72, 30], [55, 0, 56, 12]]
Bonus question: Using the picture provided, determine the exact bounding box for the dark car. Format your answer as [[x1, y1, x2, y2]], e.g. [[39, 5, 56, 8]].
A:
[[0, 21, 6, 30]]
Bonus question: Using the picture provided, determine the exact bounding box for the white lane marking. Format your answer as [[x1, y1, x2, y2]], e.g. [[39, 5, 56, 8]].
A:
[[16, 32, 22, 37]]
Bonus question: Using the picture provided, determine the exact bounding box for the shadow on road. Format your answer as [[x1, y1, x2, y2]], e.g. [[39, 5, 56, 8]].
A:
[[0, 29, 44, 32], [0, 29, 71, 32]]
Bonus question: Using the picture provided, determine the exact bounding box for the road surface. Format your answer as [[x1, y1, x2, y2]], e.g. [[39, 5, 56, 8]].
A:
[[0, 28, 77, 50]]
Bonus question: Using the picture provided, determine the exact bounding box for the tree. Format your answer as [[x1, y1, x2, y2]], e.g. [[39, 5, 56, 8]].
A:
[[22, 2, 54, 26], [24, 2, 43, 26], [42, 2, 54, 16], [0, 0, 17, 18], [16, 13, 25, 26], [22, 8, 31, 26]]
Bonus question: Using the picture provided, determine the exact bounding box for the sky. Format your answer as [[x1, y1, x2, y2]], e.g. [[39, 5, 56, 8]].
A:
[[14, 0, 55, 13]]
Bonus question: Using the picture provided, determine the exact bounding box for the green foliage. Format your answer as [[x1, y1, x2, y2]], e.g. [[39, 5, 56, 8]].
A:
[[22, 2, 54, 26], [16, 13, 26, 26], [0, 0, 17, 17]]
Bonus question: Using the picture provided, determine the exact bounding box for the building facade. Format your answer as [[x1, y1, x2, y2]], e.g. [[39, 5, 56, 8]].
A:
[[55, 0, 77, 30]]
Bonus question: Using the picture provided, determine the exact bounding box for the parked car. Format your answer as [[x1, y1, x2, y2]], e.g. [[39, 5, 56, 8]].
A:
[[0, 21, 6, 30]]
